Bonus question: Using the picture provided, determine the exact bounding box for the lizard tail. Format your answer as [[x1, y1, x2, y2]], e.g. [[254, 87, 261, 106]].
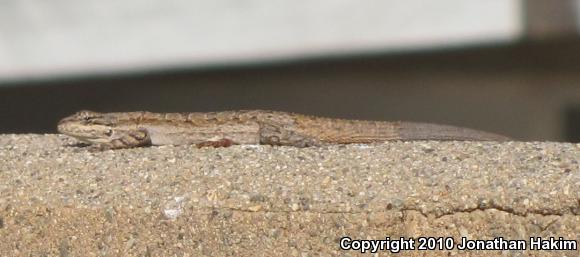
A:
[[293, 115, 510, 143], [396, 122, 510, 141]]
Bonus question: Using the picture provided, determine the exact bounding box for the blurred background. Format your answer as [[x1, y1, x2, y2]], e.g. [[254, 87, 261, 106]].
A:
[[1, 0, 580, 142]]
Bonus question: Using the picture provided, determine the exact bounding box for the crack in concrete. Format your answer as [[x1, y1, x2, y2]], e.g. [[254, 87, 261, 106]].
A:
[[403, 206, 571, 220], [201, 205, 578, 220]]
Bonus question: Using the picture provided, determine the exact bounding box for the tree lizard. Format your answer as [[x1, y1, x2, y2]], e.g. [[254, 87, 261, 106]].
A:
[[57, 110, 510, 150]]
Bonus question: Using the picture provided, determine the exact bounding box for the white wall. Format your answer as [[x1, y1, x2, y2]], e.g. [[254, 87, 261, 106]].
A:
[[0, 0, 522, 81]]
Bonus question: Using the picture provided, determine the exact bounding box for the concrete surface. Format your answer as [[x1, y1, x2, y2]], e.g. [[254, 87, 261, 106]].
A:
[[0, 134, 578, 256]]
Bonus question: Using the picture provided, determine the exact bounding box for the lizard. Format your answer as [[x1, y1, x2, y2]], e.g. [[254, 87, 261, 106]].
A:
[[57, 110, 510, 150]]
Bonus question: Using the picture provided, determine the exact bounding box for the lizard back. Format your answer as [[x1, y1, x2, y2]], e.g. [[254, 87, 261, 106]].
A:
[[58, 110, 510, 149]]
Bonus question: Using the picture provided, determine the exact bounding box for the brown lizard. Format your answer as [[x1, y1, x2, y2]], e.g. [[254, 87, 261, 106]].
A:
[[57, 110, 510, 150]]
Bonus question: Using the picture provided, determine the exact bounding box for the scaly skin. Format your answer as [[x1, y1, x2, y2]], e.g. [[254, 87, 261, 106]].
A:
[[57, 110, 510, 150]]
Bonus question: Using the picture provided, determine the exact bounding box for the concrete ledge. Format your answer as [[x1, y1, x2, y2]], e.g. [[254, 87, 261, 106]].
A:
[[0, 135, 578, 256]]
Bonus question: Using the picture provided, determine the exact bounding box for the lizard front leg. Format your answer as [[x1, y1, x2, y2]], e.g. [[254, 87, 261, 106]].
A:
[[94, 129, 151, 150]]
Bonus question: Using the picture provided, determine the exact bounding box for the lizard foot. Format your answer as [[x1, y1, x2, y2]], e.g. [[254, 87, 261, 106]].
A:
[[196, 138, 234, 148]]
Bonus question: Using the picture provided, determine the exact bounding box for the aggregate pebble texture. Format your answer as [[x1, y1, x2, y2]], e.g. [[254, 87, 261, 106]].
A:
[[0, 134, 578, 257]]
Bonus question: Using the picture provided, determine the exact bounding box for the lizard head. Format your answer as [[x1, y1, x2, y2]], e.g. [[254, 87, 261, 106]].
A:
[[57, 110, 117, 144]]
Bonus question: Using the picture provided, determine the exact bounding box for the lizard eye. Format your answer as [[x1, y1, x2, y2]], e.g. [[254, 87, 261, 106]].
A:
[[105, 129, 113, 136]]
